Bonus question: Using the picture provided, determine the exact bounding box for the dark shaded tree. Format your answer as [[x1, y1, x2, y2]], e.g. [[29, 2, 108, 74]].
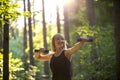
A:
[[86, 0, 95, 26], [63, 4, 70, 45], [56, 5, 61, 33], [27, 0, 34, 66], [42, 0, 49, 79], [113, 0, 120, 80], [22, 0, 29, 74], [32, 0, 36, 29], [3, 14, 9, 80], [94, 0, 114, 26], [23, 0, 27, 55], [0, 2, 3, 50], [0, 21, 2, 50], [86, 0, 99, 79]]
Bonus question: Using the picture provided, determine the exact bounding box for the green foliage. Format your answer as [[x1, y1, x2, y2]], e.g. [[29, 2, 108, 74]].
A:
[[69, 0, 115, 79], [0, 52, 24, 80], [0, 52, 3, 79], [0, 52, 39, 80], [76, 25, 95, 37], [33, 24, 44, 49], [9, 36, 24, 58], [25, 65, 39, 80], [34, 61, 45, 80], [94, 0, 113, 26], [71, 25, 116, 80], [23, 11, 31, 17], [9, 29, 40, 79], [0, 0, 21, 25]]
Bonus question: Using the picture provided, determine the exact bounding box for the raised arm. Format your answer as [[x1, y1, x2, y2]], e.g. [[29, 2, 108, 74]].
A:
[[65, 39, 87, 59]]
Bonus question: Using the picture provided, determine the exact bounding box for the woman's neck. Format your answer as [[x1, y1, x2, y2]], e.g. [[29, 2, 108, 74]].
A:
[[55, 48, 63, 55]]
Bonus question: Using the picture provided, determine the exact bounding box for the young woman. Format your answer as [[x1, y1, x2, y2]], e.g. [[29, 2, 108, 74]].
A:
[[34, 33, 88, 80]]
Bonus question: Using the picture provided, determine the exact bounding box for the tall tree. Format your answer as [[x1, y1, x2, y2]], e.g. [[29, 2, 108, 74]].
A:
[[56, 4, 61, 33], [23, 0, 27, 55], [23, 0, 28, 72], [27, 0, 34, 66], [42, 0, 49, 79], [32, 0, 36, 29], [113, 0, 120, 80], [86, 0, 98, 79], [3, 13, 9, 80], [0, 2, 2, 50], [0, 20, 2, 49], [86, 0, 95, 26], [63, 4, 70, 45], [1, 0, 21, 79]]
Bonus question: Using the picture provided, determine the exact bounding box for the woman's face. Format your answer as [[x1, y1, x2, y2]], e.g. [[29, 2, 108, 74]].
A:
[[54, 35, 65, 49]]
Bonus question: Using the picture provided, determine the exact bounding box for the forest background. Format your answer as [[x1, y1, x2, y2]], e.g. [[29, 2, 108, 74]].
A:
[[0, 0, 120, 80]]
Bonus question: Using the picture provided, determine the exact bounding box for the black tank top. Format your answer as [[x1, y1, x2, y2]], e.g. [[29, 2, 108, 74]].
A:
[[50, 50, 72, 80]]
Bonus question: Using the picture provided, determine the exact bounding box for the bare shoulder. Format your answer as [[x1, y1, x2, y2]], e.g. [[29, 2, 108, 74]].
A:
[[64, 49, 72, 60]]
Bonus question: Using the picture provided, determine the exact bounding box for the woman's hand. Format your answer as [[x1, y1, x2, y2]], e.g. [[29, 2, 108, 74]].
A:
[[34, 48, 45, 60], [33, 48, 51, 61], [81, 38, 88, 42], [34, 48, 47, 53]]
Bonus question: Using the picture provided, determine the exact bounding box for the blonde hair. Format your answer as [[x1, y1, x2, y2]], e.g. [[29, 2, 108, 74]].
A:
[[51, 33, 67, 52]]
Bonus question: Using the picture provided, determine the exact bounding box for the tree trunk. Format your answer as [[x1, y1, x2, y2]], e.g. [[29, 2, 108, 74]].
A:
[[42, 0, 49, 80], [32, 0, 36, 29], [86, 0, 95, 26], [0, 20, 2, 49], [28, 0, 34, 66], [63, 4, 70, 45], [3, 17, 9, 80], [56, 5, 61, 33], [86, 0, 97, 79], [23, 0, 27, 53], [0, 2, 3, 49], [23, 0, 28, 72], [113, 0, 120, 80]]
